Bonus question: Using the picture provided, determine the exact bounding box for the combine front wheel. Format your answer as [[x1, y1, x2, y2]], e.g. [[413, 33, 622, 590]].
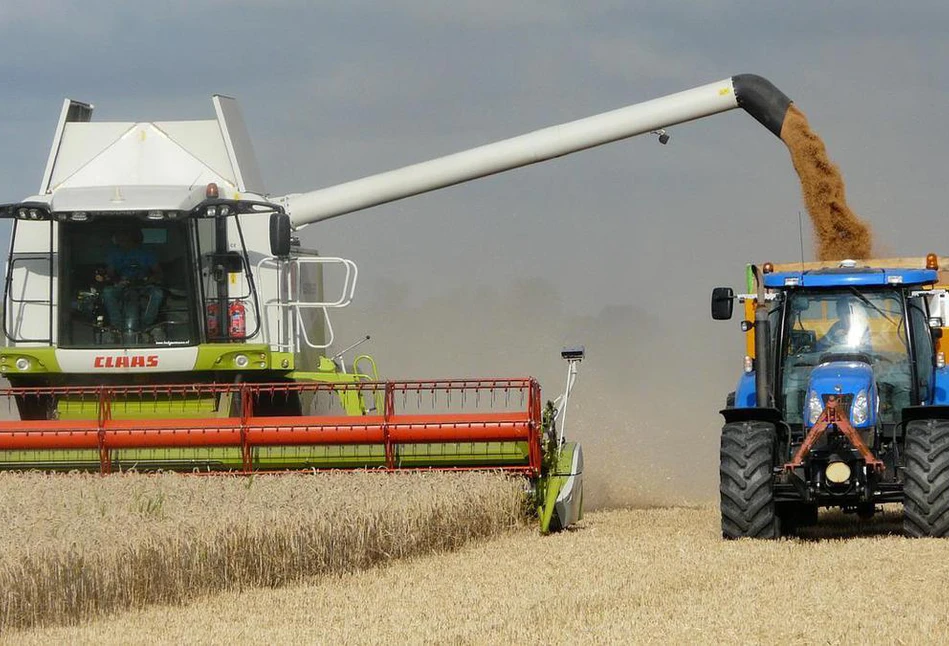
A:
[[720, 421, 779, 539], [903, 419, 949, 537]]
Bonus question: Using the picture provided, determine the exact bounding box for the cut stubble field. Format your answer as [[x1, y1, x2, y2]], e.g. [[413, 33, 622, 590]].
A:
[[9, 499, 949, 645]]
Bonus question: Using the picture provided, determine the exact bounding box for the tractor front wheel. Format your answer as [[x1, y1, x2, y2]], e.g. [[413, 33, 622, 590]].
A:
[[720, 421, 779, 539], [903, 419, 949, 537]]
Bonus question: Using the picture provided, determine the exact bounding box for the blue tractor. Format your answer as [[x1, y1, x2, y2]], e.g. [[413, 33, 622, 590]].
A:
[[712, 258, 949, 538]]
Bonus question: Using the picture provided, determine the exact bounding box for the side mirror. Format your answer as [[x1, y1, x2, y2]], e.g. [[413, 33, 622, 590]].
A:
[[711, 287, 735, 320], [269, 212, 292, 257]]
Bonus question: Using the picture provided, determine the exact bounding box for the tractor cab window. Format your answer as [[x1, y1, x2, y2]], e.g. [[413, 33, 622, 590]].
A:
[[781, 289, 911, 424], [908, 296, 935, 403], [60, 219, 198, 348]]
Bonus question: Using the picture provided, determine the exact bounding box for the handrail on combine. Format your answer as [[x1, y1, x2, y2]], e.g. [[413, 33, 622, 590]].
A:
[[256, 255, 358, 353], [0, 379, 542, 475]]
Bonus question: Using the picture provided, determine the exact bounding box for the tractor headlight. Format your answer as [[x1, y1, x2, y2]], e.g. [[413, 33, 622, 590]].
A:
[[807, 390, 823, 425], [14, 357, 30, 371], [234, 354, 249, 368], [852, 390, 869, 426]]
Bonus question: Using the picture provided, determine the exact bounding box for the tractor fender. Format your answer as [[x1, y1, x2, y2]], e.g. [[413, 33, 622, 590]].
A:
[[903, 405, 949, 424]]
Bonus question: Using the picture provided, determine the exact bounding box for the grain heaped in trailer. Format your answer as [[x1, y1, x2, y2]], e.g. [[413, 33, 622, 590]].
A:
[[0, 74, 851, 532]]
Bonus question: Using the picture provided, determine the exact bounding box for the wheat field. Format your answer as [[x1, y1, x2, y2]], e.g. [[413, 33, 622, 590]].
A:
[[0, 471, 525, 633], [9, 506, 949, 645], [7, 472, 949, 645]]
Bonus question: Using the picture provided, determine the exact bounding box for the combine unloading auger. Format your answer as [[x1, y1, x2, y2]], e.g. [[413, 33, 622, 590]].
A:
[[275, 74, 792, 226], [0, 75, 793, 532]]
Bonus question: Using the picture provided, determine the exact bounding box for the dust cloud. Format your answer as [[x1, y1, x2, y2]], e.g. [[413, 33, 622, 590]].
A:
[[335, 278, 732, 510], [780, 105, 873, 260]]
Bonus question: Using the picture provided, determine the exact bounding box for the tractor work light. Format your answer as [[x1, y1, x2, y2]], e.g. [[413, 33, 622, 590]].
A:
[[71, 212, 89, 222], [743, 355, 753, 373], [784, 276, 800, 287], [825, 461, 852, 485], [147, 210, 165, 220], [938, 352, 946, 370], [852, 390, 869, 425], [807, 390, 823, 426]]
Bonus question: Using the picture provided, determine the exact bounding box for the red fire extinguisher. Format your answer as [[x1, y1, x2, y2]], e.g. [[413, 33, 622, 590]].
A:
[[228, 300, 246, 339], [206, 302, 220, 338]]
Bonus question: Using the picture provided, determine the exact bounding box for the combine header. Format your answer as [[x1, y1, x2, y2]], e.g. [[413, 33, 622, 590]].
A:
[[1, 74, 798, 531]]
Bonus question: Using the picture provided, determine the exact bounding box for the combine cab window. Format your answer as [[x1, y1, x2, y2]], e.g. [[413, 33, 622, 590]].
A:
[[59, 220, 198, 348], [781, 289, 910, 424]]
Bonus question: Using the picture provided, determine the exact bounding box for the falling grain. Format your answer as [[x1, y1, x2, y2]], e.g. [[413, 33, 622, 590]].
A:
[[780, 105, 873, 260]]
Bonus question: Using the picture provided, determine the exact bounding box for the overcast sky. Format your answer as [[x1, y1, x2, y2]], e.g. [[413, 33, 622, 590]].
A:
[[1, 1, 947, 498]]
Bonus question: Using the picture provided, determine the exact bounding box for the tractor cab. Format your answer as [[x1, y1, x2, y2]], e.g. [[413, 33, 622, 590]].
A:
[[713, 258, 949, 538], [765, 267, 937, 427], [774, 280, 933, 431]]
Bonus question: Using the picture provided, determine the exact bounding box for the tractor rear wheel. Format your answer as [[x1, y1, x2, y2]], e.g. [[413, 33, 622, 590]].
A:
[[903, 419, 949, 537], [720, 421, 778, 539]]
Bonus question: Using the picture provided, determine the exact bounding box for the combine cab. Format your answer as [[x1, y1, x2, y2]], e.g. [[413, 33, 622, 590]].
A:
[[713, 257, 949, 537]]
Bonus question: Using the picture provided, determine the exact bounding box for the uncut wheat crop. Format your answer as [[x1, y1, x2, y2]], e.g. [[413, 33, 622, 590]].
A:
[[17, 506, 949, 645], [0, 471, 526, 632]]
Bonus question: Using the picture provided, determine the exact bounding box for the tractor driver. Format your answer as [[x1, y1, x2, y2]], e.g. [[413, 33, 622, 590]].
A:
[[814, 297, 871, 353], [98, 227, 164, 331]]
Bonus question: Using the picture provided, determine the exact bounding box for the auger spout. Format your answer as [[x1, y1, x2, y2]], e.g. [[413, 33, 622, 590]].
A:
[[277, 74, 794, 228]]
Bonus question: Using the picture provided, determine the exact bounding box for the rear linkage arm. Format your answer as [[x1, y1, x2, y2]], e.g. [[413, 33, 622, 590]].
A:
[[784, 399, 884, 473]]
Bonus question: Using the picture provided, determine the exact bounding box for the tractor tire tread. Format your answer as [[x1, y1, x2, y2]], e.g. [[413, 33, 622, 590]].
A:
[[720, 421, 778, 539], [904, 419, 949, 537]]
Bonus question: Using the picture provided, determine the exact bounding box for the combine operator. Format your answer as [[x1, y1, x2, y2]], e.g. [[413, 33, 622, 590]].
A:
[[98, 227, 164, 335]]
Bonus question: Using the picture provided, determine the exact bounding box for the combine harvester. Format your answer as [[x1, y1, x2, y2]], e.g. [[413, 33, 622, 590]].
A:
[[1, 74, 796, 532], [714, 258, 949, 537]]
